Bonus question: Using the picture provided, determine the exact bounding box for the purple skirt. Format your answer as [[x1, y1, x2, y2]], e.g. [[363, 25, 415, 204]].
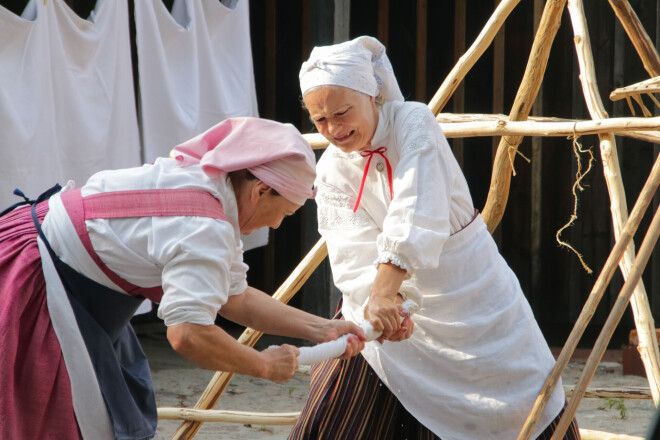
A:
[[0, 203, 82, 439]]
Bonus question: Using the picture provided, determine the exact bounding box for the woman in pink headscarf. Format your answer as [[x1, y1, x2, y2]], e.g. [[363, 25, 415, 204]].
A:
[[0, 117, 365, 440]]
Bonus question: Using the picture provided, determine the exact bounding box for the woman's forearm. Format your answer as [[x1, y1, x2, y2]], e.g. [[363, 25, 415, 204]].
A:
[[370, 262, 407, 300], [219, 286, 328, 343], [167, 322, 266, 376]]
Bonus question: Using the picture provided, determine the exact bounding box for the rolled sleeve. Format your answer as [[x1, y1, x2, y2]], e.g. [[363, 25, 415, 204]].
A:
[[156, 217, 246, 327]]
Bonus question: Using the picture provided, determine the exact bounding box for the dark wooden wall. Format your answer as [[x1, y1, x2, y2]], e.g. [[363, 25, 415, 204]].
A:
[[1, 0, 658, 348]]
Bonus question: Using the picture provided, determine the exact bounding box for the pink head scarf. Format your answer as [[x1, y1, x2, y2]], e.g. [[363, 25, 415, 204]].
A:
[[171, 117, 316, 205]]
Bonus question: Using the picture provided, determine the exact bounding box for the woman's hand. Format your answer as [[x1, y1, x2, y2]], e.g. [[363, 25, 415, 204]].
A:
[[259, 344, 300, 383], [365, 295, 404, 343], [317, 320, 366, 359], [385, 310, 415, 342], [365, 262, 409, 342]]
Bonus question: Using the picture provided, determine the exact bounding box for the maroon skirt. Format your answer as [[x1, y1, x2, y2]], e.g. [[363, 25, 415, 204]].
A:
[[0, 203, 82, 439]]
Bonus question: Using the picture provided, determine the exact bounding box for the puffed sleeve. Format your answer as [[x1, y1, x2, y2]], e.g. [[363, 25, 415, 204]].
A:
[[317, 180, 422, 311], [156, 217, 247, 327], [376, 104, 463, 274]]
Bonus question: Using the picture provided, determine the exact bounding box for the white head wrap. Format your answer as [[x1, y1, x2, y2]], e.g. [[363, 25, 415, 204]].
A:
[[299, 36, 404, 102]]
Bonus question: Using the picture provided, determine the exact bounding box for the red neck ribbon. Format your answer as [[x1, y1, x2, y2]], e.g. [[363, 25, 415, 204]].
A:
[[353, 146, 393, 212]]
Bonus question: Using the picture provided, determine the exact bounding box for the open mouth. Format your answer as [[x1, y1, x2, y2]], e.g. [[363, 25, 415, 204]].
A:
[[334, 130, 355, 143]]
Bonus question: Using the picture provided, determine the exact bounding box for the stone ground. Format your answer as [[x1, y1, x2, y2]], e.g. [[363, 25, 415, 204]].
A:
[[134, 321, 657, 440]]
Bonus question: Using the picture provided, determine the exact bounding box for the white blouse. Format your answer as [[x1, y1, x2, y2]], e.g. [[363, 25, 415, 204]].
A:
[[315, 101, 564, 440], [42, 158, 248, 327]]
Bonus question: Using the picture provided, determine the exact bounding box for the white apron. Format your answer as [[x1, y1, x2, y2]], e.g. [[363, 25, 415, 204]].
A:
[[317, 100, 564, 439]]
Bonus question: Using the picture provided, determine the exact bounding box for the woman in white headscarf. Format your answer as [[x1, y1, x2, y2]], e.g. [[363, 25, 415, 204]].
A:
[[292, 36, 579, 440], [0, 117, 365, 440]]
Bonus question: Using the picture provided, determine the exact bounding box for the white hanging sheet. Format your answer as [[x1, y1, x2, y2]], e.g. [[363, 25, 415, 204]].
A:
[[134, 0, 266, 251], [0, 0, 141, 211], [134, 0, 259, 163]]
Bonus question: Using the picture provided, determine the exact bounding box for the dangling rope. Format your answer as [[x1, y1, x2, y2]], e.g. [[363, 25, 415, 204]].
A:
[[555, 125, 594, 274]]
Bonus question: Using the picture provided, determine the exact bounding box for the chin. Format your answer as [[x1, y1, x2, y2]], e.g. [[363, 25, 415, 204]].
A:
[[336, 143, 364, 154]]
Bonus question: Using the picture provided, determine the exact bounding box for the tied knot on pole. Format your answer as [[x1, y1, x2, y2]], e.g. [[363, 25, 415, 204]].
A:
[[503, 136, 531, 177]]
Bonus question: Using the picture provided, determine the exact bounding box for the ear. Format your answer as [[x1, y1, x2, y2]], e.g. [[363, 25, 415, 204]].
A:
[[250, 181, 272, 202]]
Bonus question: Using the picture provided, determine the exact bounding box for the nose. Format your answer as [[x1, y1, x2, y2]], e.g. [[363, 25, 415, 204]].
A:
[[327, 119, 341, 136]]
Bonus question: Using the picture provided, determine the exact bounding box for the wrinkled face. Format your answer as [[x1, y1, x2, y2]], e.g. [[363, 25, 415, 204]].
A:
[[238, 184, 302, 235], [303, 86, 379, 153]]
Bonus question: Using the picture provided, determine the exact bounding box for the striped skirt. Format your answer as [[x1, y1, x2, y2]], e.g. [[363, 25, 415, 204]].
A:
[[289, 320, 581, 439]]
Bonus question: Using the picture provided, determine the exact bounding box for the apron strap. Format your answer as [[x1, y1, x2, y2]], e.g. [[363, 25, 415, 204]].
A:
[[60, 188, 226, 301]]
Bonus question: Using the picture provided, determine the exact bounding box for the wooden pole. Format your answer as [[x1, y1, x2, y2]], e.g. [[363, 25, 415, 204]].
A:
[[159, 408, 300, 425], [440, 118, 660, 138], [551, 207, 660, 439], [563, 386, 652, 400], [608, 0, 660, 77], [516, 153, 660, 440], [303, 117, 660, 148], [427, 0, 521, 114], [170, 239, 328, 440], [480, 0, 567, 232], [567, 0, 660, 404]]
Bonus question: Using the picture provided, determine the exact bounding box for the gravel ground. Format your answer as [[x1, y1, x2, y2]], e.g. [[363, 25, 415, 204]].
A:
[[135, 322, 657, 440]]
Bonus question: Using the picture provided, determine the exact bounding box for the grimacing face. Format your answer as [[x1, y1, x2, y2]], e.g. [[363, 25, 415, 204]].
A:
[[303, 86, 379, 153]]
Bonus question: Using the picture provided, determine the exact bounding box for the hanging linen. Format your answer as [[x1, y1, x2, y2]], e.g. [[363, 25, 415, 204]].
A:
[[134, 0, 265, 250], [0, 0, 141, 211], [134, 0, 259, 163]]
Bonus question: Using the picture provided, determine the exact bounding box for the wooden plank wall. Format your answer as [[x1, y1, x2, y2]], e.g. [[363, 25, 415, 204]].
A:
[[248, 0, 660, 348]]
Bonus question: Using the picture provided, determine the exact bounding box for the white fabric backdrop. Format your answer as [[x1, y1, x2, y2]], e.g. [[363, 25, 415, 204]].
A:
[[134, 0, 266, 252], [0, 0, 141, 210]]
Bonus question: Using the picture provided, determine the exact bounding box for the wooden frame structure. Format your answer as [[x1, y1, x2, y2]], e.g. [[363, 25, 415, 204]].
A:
[[162, 1, 660, 438]]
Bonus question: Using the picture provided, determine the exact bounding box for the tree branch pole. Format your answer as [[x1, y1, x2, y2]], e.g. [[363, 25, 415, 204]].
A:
[[170, 239, 328, 440], [567, 0, 660, 403], [159, 408, 301, 425], [551, 207, 660, 439], [427, 0, 521, 114], [516, 153, 660, 440], [304, 117, 660, 148], [607, 0, 660, 77], [438, 117, 660, 138], [481, 0, 567, 232]]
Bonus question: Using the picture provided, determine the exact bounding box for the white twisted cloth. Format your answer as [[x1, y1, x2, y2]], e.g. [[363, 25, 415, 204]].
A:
[[285, 299, 419, 365]]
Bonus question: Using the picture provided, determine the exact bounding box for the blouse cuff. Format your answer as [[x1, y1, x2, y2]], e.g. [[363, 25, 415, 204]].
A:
[[158, 307, 216, 328], [374, 251, 413, 277], [228, 279, 248, 296]]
